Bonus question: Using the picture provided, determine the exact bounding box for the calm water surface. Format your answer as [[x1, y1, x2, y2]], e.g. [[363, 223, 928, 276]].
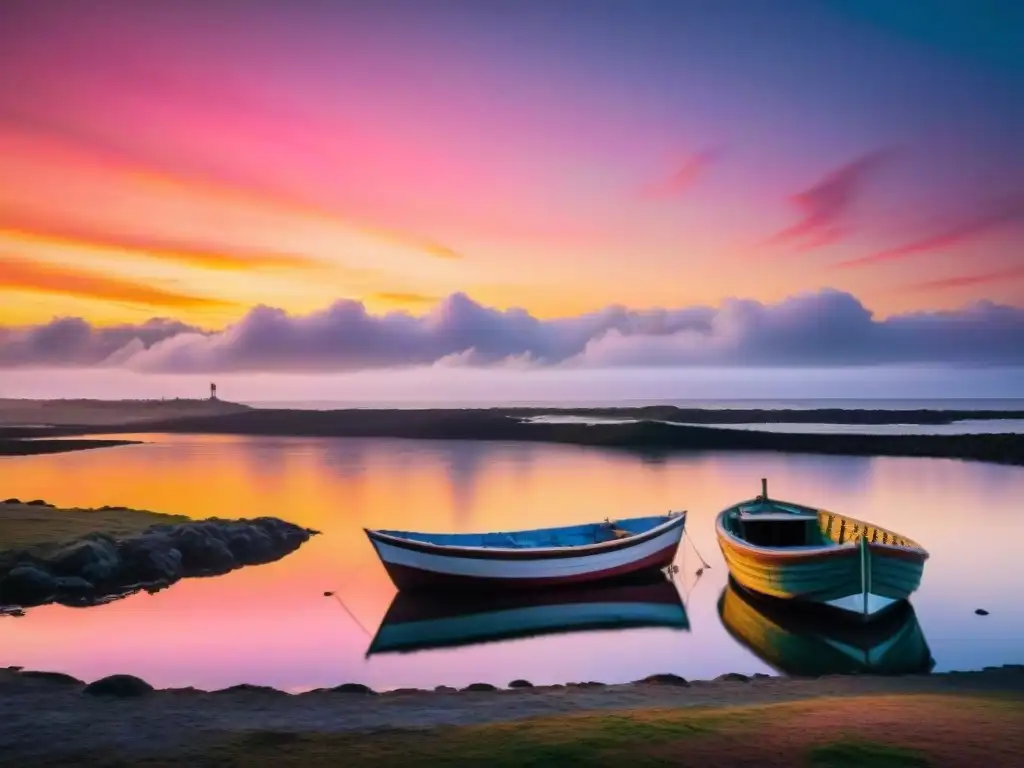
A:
[[1, 434, 1021, 691]]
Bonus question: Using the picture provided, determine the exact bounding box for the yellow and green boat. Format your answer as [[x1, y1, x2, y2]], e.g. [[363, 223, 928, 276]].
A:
[[718, 579, 934, 676], [715, 479, 929, 622]]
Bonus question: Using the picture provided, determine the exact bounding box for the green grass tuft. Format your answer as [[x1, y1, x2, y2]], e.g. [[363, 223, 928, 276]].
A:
[[809, 739, 932, 767]]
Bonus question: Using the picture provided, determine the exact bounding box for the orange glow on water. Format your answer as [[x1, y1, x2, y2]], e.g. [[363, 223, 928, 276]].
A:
[[1, 435, 1022, 690]]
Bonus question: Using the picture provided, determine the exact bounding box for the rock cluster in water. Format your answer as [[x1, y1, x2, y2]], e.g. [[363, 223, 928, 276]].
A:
[[0, 516, 318, 609]]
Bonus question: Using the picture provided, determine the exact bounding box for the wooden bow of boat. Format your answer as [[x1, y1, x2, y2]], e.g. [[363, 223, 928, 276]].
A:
[[366, 512, 687, 591]]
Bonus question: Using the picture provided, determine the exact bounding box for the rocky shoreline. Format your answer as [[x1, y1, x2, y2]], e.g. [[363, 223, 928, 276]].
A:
[[0, 500, 318, 610], [2, 664, 1022, 763]]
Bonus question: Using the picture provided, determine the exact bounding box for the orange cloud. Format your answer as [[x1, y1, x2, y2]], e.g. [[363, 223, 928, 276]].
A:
[[372, 292, 441, 306], [0, 210, 321, 271], [423, 243, 463, 260], [0, 255, 234, 309], [0, 108, 459, 263]]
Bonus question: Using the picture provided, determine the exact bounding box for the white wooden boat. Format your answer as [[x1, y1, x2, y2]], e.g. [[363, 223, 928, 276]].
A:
[[365, 512, 686, 591], [366, 577, 689, 655]]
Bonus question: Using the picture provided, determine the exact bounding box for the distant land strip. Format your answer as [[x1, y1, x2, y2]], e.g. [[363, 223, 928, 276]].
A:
[[0, 438, 141, 456], [0, 405, 1021, 467]]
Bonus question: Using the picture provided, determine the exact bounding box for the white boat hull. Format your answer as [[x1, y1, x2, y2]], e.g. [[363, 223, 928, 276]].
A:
[[366, 514, 686, 591]]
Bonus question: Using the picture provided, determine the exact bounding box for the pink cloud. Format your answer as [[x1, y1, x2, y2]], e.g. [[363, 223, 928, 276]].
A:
[[762, 149, 893, 251], [837, 195, 1024, 269], [638, 145, 726, 199], [905, 265, 1024, 292]]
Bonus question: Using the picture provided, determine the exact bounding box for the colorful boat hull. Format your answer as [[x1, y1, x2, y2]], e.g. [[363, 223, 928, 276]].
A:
[[715, 487, 927, 621], [366, 513, 686, 591], [718, 579, 934, 677], [367, 577, 689, 655]]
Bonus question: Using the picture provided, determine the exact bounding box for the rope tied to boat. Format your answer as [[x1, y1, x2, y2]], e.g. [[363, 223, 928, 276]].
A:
[[325, 590, 373, 638], [685, 531, 711, 573]]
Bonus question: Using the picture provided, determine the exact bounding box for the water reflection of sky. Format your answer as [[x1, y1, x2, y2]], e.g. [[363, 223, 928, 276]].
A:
[[0, 435, 1021, 690]]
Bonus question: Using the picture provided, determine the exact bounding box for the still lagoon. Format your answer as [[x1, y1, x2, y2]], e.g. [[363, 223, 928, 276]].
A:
[[1, 434, 1021, 691]]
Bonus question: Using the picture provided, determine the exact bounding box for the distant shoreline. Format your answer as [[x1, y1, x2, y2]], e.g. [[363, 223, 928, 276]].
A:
[[0, 439, 141, 456], [0, 400, 1022, 466], [0, 403, 1015, 468]]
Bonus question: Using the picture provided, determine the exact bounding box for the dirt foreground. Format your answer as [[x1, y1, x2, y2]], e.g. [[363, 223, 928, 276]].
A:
[[1, 665, 1022, 766]]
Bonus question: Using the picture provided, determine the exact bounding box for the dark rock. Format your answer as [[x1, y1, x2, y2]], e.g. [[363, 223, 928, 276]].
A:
[[55, 576, 96, 598], [434, 685, 457, 693], [508, 679, 533, 688], [752, 673, 771, 679], [173, 532, 236, 574], [714, 673, 750, 683], [47, 539, 120, 584], [462, 682, 498, 692], [387, 688, 425, 695], [226, 528, 278, 564], [118, 535, 183, 583], [635, 674, 689, 687], [975, 608, 990, 616], [83, 674, 154, 697], [26, 499, 53, 507], [569, 681, 606, 688], [5, 516, 314, 611], [2, 498, 20, 504], [332, 683, 375, 694], [215, 684, 287, 695], [0, 565, 57, 605], [323, 591, 334, 597], [19, 670, 83, 686]]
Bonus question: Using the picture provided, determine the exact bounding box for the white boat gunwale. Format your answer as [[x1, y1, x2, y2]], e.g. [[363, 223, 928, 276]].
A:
[[365, 511, 687, 558]]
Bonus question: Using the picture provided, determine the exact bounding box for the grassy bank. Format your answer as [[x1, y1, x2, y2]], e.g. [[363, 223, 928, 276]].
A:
[[61, 693, 1024, 767], [0, 500, 188, 553]]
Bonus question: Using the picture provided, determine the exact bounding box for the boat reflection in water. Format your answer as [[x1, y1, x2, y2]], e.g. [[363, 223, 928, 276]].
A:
[[718, 578, 934, 677], [366, 576, 689, 656]]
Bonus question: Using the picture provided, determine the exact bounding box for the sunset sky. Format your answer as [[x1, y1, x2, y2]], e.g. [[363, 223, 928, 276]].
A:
[[1, 0, 1022, 375]]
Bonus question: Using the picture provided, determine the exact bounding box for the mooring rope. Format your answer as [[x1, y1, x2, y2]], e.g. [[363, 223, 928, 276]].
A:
[[686, 531, 712, 571], [324, 590, 373, 638]]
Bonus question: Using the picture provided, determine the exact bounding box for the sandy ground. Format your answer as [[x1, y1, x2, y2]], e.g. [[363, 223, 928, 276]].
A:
[[0, 398, 249, 427], [0, 666, 1021, 763]]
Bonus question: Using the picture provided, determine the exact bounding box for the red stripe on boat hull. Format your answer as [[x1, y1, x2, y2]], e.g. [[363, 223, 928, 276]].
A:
[[380, 542, 680, 591]]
